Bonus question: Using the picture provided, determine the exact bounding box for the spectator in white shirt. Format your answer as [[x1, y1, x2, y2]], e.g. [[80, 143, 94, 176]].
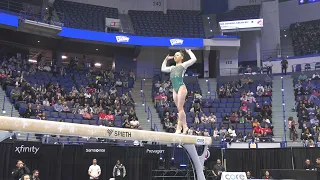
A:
[[154, 81, 161, 88], [84, 91, 91, 99], [265, 58, 273, 74], [42, 98, 50, 106], [256, 84, 265, 97], [88, 159, 101, 179], [228, 126, 237, 137], [115, 79, 123, 87], [158, 86, 165, 93], [312, 72, 320, 80]]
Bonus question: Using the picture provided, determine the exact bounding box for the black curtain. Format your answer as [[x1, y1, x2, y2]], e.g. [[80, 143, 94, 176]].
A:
[[224, 148, 293, 178], [0, 143, 156, 180], [292, 147, 320, 169]]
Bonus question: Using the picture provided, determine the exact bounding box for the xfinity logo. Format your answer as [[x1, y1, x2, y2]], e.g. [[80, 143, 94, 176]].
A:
[[170, 39, 184, 46], [146, 149, 165, 154], [85, 149, 106, 153], [116, 36, 130, 43], [15, 145, 39, 154]]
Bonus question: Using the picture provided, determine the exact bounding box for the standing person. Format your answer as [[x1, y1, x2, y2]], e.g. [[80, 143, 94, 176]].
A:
[[88, 159, 101, 179], [161, 49, 197, 134], [315, 158, 320, 171], [212, 159, 225, 180], [265, 58, 273, 74], [113, 160, 126, 180], [31, 170, 40, 180], [281, 58, 288, 75], [12, 160, 31, 180]]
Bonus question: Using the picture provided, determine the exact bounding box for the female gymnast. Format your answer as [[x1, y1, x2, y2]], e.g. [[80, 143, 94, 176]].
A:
[[161, 49, 197, 134]]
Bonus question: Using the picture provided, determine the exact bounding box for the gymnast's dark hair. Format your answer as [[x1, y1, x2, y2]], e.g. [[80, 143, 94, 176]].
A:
[[179, 49, 185, 57]]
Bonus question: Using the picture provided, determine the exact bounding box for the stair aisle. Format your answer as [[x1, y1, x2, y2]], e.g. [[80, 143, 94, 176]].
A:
[[0, 88, 38, 141], [131, 79, 163, 131], [208, 78, 217, 99], [198, 79, 209, 99], [272, 76, 301, 146]]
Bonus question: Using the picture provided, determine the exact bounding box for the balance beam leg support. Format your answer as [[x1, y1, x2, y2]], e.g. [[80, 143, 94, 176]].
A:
[[182, 144, 208, 180]]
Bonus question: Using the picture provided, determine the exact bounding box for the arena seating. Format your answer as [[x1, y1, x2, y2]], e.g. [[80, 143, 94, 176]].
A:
[[128, 10, 205, 37], [290, 20, 320, 56], [54, 0, 118, 31], [292, 71, 320, 146], [152, 74, 273, 142], [217, 5, 261, 22]]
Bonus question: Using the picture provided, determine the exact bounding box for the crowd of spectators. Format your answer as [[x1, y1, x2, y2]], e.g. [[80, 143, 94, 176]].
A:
[[293, 71, 320, 146], [1, 52, 140, 142], [152, 73, 274, 143], [290, 20, 320, 56]]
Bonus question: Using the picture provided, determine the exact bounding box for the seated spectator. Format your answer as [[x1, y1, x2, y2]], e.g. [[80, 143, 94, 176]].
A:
[[34, 105, 42, 118], [223, 113, 230, 124], [256, 84, 264, 96], [229, 112, 239, 123], [187, 126, 195, 135], [253, 124, 263, 137], [240, 94, 248, 103], [54, 100, 63, 112], [312, 72, 320, 80], [252, 119, 260, 127], [39, 112, 47, 120], [194, 113, 200, 124], [309, 89, 319, 101], [238, 112, 245, 123], [213, 127, 219, 140], [82, 104, 93, 120], [10, 86, 20, 100], [298, 72, 308, 82], [62, 102, 70, 112], [106, 111, 114, 122], [130, 118, 141, 129], [99, 110, 107, 126], [208, 113, 217, 123], [203, 129, 210, 136], [228, 126, 237, 137], [122, 119, 131, 128], [194, 91, 202, 103], [154, 81, 161, 88], [115, 79, 122, 87], [200, 114, 209, 124], [262, 124, 273, 137], [164, 119, 175, 133], [240, 103, 248, 113], [23, 104, 34, 118], [195, 127, 201, 136]]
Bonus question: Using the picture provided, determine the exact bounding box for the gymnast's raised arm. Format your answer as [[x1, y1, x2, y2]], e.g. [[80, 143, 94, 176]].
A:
[[161, 55, 173, 73], [182, 49, 197, 68]]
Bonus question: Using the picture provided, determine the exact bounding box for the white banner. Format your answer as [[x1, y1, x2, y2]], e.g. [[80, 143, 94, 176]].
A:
[[219, 19, 263, 30], [221, 172, 247, 180]]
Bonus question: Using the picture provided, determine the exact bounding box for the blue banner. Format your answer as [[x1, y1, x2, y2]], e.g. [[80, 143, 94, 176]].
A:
[[59, 27, 204, 47], [0, 13, 205, 47], [0, 13, 19, 27]]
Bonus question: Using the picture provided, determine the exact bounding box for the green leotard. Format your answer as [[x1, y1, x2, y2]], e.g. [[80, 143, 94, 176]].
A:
[[170, 65, 186, 93]]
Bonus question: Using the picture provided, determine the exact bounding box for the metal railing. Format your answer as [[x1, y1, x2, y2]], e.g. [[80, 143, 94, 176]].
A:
[[291, 61, 320, 72], [148, 106, 153, 130], [281, 77, 287, 145], [206, 79, 216, 99]]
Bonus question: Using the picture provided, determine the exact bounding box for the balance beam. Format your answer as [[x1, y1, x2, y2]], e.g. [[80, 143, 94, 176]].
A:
[[0, 116, 212, 145]]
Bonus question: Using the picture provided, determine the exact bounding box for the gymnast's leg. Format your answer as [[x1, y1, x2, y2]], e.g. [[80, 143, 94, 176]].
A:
[[177, 85, 188, 134], [173, 91, 182, 133]]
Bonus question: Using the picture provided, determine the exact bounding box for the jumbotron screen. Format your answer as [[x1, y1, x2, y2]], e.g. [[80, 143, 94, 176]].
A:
[[299, 0, 320, 4]]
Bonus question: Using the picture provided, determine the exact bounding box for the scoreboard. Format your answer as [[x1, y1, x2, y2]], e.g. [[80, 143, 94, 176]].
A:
[[299, 0, 320, 5]]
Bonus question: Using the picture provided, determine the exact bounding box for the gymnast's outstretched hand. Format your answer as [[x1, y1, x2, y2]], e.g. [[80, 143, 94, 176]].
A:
[[165, 54, 174, 60]]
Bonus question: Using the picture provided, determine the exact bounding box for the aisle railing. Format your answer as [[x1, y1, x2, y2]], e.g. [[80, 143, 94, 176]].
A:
[[281, 77, 287, 145]]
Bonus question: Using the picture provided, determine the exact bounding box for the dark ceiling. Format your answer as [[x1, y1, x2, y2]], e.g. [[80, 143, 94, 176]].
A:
[[0, 28, 136, 57]]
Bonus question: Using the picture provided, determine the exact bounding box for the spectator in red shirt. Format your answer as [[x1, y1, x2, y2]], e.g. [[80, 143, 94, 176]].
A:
[[106, 111, 114, 122], [253, 125, 263, 137], [263, 124, 273, 137], [99, 110, 107, 126]]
